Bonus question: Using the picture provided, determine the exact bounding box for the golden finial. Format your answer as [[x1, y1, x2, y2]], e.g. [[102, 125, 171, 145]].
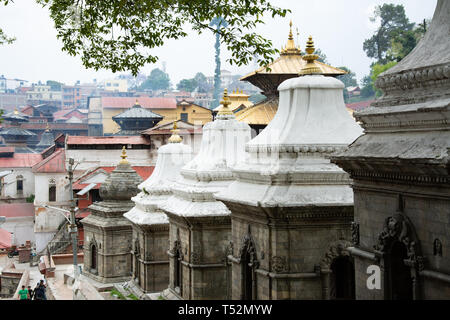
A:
[[168, 120, 182, 143], [14, 108, 19, 115], [281, 20, 301, 56], [217, 88, 233, 116], [119, 146, 129, 164], [288, 20, 293, 40], [135, 98, 139, 106], [45, 123, 50, 132], [299, 35, 321, 75]]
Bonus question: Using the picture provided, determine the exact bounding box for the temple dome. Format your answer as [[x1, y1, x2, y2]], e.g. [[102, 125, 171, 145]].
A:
[[99, 147, 143, 201]]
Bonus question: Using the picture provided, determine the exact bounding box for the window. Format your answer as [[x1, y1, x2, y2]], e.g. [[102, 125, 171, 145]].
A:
[[16, 176, 23, 194], [49, 179, 56, 202], [180, 113, 188, 122]]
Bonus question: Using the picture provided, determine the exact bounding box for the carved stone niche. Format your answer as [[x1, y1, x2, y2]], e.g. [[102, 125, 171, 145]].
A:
[[374, 213, 425, 271], [320, 240, 352, 271], [351, 222, 360, 246], [237, 225, 259, 268]]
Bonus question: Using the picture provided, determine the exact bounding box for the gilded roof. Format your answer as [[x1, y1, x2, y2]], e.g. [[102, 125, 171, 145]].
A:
[[213, 89, 254, 112], [235, 98, 278, 125], [241, 22, 346, 81], [241, 55, 346, 80]]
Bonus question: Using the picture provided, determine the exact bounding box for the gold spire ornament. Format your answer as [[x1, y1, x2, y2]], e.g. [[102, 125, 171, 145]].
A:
[[45, 123, 50, 132], [168, 120, 183, 143], [119, 146, 129, 164], [281, 20, 301, 56], [217, 88, 233, 116], [299, 36, 321, 75]]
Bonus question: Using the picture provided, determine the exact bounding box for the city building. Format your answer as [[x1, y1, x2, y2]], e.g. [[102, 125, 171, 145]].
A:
[[140, 120, 203, 156], [103, 79, 128, 93], [0, 109, 37, 153], [32, 148, 70, 253], [112, 101, 163, 135], [0, 203, 35, 246], [65, 135, 155, 170], [0, 148, 41, 202]]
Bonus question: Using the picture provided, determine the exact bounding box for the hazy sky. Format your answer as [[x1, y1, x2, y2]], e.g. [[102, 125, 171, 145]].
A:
[[0, 0, 437, 89]]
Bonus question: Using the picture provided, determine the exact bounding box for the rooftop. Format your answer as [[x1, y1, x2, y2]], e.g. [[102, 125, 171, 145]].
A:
[[0, 228, 12, 249], [102, 97, 177, 109], [113, 103, 163, 120], [0, 153, 42, 168], [73, 165, 154, 190], [0, 203, 35, 218], [32, 148, 65, 173], [67, 135, 151, 145]]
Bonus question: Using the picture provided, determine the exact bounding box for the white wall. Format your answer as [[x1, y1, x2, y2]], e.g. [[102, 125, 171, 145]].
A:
[[0, 168, 35, 199], [65, 148, 157, 171], [34, 172, 71, 252], [1, 216, 35, 247]]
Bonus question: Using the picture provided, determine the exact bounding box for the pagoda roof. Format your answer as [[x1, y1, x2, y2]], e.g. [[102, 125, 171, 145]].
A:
[[2, 110, 29, 123], [0, 127, 36, 137], [113, 103, 164, 120], [235, 98, 278, 126], [240, 22, 346, 93], [241, 56, 346, 80]]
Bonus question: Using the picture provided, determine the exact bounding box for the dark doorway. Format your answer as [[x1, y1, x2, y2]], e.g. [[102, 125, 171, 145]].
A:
[[49, 186, 56, 202], [91, 244, 97, 271], [330, 256, 355, 300], [174, 249, 183, 295], [242, 250, 253, 300], [386, 241, 413, 300]]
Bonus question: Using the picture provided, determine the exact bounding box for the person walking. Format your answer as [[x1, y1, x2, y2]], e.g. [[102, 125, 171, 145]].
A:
[[18, 285, 28, 300], [34, 281, 47, 300], [27, 285, 34, 300]]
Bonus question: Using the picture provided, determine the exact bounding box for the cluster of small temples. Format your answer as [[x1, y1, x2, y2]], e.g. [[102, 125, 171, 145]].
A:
[[77, 1, 450, 300]]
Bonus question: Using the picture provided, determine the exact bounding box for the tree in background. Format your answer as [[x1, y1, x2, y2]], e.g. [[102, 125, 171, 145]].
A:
[[177, 78, 197, 92], [193, 72, 211, 93], [337, 67, 357, 88], [139, 68, 171, 91], [315, 49, 328, 64], [337, 67, 357, 103], [46, 80, 63, 91], [360, 75, 375, 99], [363, 4, 414, 64], [210, 17, 228, 109], [370, 61, 398, 97], [176, 72, 211, 93], [0, 0, 288, 76]]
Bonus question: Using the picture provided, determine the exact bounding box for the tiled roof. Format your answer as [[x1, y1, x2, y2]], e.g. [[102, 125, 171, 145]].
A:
[[235, 98, 278, 125], [73, 166, 154, 190], [346, 100, 375, 111], [0, 228, 12, 249], [67, 135, 151, 145], [102, 97, 177, 109], [0, 203, 35, 218], [241, 54, 346, 81], [0, 153, 42, 168], [140, 120, 202, 135], [0, 147, 15, 154], [0, 127, 36, 137], [32, 148, 66, 173], [112, 104, 163, 120]]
